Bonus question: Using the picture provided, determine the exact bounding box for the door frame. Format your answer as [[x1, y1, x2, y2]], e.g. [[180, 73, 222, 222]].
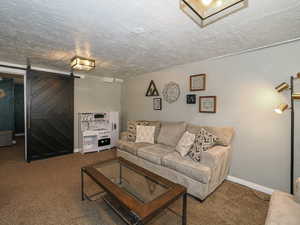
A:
[[0, 66, 27, 160]]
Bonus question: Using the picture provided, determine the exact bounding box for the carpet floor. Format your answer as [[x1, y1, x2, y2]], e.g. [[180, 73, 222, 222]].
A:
[[0, 138, 270, 225]]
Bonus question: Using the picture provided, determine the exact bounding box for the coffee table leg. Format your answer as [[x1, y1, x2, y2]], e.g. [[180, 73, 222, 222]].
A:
[[182, 193, 187, 225], [81, 168, 84, 201]]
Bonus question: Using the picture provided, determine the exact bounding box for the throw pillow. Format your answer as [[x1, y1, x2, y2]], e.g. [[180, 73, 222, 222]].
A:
[[189, 128, 217, 162], [176, 131, 196, 157], [127, 120, 149, 142], [135, 125, 155, 144]]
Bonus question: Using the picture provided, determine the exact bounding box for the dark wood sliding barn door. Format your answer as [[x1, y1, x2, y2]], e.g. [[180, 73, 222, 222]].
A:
[[26, 69, 74, 162]]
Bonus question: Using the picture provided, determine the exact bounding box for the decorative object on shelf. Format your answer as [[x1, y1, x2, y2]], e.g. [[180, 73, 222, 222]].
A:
[[186, 94, 196, 104], [180, 0, 248, 27], [70, 56, 96, 71], [153, 98, 162, 110], [0, 89, 6, 98], [146, 80, 159, 97], [199, 96, 216, 113], [162, 82, 180, 104], [190, 74, 206, 91], [274, 72, 300, 194]]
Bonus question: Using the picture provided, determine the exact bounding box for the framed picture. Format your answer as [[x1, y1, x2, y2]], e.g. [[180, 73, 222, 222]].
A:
[[186, 94, 196, 104], [153, 98, 162, 110], [190, 74, 206, 91], [199, 96, 217, 113]]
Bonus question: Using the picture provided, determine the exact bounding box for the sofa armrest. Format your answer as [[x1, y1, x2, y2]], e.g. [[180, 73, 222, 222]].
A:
[[120, 131, 129, 141], [201, 145, 231, 169], [295, 178, 300, 203]]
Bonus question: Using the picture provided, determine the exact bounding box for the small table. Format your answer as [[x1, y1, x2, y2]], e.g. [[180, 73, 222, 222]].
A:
[[81, 157, 187, 225]]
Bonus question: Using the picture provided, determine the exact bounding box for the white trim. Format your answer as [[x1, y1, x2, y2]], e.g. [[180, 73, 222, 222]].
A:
[[74, 148, 81, 153], [226, 175, 274, 195], [15, 133, 25, 136]]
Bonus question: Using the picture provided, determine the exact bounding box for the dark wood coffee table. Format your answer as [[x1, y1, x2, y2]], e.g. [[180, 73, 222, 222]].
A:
[[81, 157, 187, 225]]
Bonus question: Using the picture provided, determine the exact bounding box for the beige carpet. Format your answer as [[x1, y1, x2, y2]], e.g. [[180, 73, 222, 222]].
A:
[[0, 138, 270, 225]]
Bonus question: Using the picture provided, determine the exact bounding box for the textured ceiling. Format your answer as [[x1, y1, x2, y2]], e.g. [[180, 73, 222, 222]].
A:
[[0, 0, 300, 78]]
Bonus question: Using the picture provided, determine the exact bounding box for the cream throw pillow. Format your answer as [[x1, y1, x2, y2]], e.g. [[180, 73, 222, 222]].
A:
[[176, 131, 196, 157], [135, 125, 155, 144]]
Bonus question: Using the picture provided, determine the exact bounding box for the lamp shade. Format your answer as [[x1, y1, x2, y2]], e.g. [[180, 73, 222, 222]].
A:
[[274, 103, 289, 114], [275, 82, 289, 92], [292, 93, 300, 99], [70, 56, 95, 71], [180, 0, 248, 27]]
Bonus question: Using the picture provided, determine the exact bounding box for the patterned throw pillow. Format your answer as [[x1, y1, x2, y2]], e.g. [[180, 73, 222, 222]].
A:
[[189, 128, 217, 162], [135, 125, 155, 144], [127, 120, 149, 142], [176, 131, 196, 157]]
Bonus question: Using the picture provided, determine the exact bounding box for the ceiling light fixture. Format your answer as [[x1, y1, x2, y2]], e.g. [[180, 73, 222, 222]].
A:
[[70, 56, 95, 71], [202, 0, 213, 6], [180, 0, 248, 27]]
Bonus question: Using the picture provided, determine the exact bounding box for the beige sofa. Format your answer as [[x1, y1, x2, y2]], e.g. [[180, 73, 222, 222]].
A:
[[265, 178, 300, 225], [117, 121, 234, 200]]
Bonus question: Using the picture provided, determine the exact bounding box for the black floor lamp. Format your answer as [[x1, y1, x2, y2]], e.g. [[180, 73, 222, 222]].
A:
[[274, 73, 300, 194]]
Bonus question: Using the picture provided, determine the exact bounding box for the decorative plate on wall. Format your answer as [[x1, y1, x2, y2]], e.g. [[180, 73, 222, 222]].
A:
[[162, 82, 180, 104], [0, 89, 6, 98]]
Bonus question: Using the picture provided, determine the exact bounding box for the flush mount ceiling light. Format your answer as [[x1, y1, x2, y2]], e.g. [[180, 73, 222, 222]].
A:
[[180, 0, 248, 27], [70, 56, 95, 71]]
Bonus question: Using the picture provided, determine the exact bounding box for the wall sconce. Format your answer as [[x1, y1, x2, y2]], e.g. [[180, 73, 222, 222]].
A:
[[274, 103, 289, 114], [275, 82, 289, 92], [70, 56, 95, 71], [180, 0, 248, 27]]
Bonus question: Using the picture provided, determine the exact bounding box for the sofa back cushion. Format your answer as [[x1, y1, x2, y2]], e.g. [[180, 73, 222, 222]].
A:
[[187, 124, 234, 146], [157, 121, 186, 147]]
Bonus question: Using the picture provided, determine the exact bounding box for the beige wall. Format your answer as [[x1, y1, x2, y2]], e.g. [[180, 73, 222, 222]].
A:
[[74, 75, 122, 149], [122, 40, 300, 192]]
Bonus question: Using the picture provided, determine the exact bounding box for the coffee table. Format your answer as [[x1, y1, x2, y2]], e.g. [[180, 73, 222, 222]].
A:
[[81, 157, 187, 225]]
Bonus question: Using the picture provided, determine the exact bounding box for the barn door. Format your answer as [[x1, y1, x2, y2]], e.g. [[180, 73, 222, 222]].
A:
[[26, 69, 74, 162]]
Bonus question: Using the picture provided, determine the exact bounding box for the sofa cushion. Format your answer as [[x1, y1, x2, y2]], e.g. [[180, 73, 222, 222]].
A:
[[187, 124, 234, 146], [137, 144, 175, 165], [265, 191, 300, 225], [162, 152, 211, 184], [157, 122, 186, 147], [116, 140, 152, 155], [146, 121, 161, 143]]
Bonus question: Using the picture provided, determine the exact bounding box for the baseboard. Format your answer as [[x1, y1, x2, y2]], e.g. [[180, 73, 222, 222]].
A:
[[15, 133, 25, 136], [74, 148, 81, 153], [226, 175, 274, 195]]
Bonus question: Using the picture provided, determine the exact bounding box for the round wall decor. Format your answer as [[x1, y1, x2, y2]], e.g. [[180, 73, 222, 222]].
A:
[[0, 89, 6, 98], [162, 82, 180, 104]]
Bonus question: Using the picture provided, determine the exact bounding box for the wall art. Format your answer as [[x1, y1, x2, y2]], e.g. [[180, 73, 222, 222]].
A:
[[153, 98, 162, 110], [186, 94, 196, 104], [190, 74, 206, 91], [199, 96, 217, 113], [146, 80, 159, 97], [162, 82, 180, 104]]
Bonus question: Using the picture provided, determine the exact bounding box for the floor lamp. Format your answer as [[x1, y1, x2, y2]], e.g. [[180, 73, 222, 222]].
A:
[[274, 73, 300, 194]]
